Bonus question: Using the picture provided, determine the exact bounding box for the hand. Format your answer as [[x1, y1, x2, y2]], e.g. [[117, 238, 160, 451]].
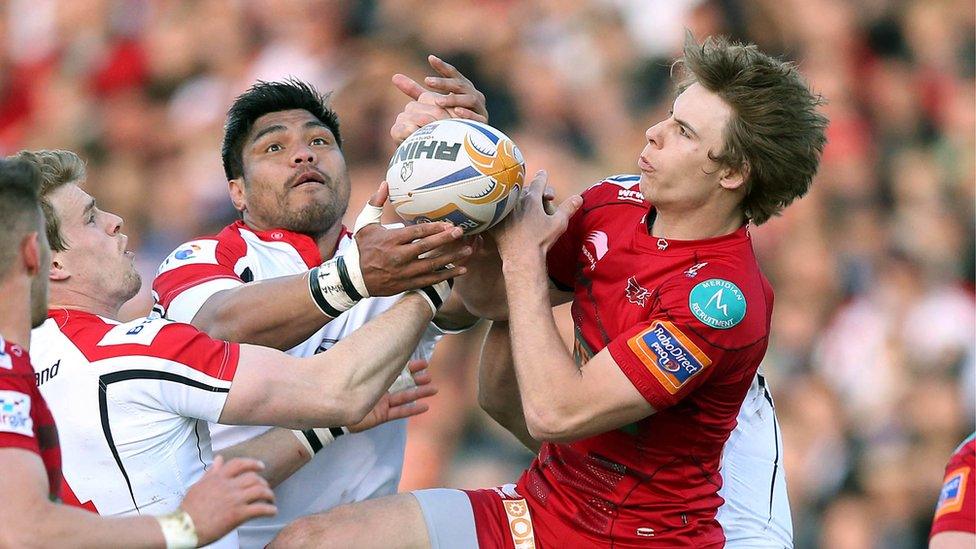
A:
[[180, 455, 276, 545], [349, 360, 437, 433], [391, 54, 488, 143], [493, 170, 582, 260], [354, 183, 473, 295]]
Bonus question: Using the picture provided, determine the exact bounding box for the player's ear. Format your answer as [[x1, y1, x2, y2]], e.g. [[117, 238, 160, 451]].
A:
[[718, 161, 749, 192], [228, 178, 246, 213], [20, 232, 41, 275], [49, 253, 70, 282]]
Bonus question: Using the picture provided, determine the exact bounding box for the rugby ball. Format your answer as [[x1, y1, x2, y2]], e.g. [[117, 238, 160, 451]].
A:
[[386, 119, 525, 234]]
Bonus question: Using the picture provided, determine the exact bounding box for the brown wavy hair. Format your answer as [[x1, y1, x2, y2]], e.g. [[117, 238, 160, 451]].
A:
[[674, 34, 829, 225]]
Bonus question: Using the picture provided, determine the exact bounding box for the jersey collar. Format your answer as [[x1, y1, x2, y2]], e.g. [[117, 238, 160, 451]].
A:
[[634, 207, 750, 254], [231, 220, 352, 267]]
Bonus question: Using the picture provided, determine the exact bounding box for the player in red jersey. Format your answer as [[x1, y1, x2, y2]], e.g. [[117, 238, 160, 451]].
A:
[[272, 35, 827, 548], [0, 158, 279, 548], [930, 433, 976, 549]]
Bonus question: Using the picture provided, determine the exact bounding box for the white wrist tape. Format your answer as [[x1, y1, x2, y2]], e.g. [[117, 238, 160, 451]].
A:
[[293, 426, 350, 457], [412, 278, 453, 317], [353, 201, 384, 233], [156, 509, 198, 549], [308, 255, 365, 318]]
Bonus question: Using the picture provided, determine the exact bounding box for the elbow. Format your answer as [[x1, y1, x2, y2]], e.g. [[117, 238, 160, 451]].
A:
[[523, 405, 583, 444]]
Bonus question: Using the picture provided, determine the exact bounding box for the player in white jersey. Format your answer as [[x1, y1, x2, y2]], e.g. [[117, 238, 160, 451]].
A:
[[151, 68, 488, 548], [0, 157, 278, 549], [18, 148, 451, 548]]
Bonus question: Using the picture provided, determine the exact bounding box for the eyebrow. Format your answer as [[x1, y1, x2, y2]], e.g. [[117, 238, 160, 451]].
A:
[[673, 117, 700, 139], [250, 120, 331, 144], [83, 198, 96, 218]]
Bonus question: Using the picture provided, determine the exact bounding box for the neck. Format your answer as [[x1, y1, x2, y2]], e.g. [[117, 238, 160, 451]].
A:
[[650, 201, 745, 240], [48, 286, 123, 321], [0, 277, 33, 350]]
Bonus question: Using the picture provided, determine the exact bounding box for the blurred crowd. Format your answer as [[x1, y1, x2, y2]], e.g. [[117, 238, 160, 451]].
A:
[[1, 1, 972, 547]]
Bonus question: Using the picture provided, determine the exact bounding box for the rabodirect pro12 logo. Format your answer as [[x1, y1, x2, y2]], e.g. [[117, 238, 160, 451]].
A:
[[689, 278, 746, 329]]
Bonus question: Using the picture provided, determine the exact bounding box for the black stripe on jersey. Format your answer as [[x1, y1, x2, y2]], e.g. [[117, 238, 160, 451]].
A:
[[301, 429, 323, 453], [758, 373, 781, 520], [98, 369, 230, 512]]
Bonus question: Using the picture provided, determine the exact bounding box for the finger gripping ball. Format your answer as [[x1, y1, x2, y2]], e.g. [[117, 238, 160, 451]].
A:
[[386, 119, 525, 234]]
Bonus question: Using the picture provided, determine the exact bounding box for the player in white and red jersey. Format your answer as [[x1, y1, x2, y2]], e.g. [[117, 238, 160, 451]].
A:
[[151, 70, 487, 548], [272, 35, 827, 548], [0, 157, 279, 549], [17, 149, 448, 548]]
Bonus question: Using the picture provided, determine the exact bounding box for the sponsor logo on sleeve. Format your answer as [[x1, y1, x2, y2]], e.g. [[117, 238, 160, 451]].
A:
[[627, 320, 713, 394], [0, 390, 33, 437], [156, 239, 220, 275], [689, 278, 746, 329], [935, 466, 969, 519]]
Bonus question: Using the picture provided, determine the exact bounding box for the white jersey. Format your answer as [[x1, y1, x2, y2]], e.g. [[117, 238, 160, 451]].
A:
[[153, 220, 450, 548], [717, 371, 793, 547], [31, 309, 240, 548]]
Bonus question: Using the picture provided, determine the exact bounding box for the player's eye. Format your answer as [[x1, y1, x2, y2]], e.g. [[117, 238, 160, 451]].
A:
[[87, 212, 96, 225], [265, 143, 283, 153], [678, 125, 688, 137], [310, 137, 328, 146]]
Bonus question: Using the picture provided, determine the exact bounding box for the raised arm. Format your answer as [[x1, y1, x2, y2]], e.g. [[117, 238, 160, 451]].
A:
[[477, 320, 539, 452], [0, 449, 274, 549], [219, 290, 444, 429]]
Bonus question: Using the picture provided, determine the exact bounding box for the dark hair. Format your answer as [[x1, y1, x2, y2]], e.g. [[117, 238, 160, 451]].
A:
[[0, 158, 43, 276], [221, 79, 342, 180], [13, 149, 87, 252], [674, 34, 829, 225]]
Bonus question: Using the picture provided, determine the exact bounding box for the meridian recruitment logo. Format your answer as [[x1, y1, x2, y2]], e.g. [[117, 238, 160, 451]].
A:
[[689, 278, 746, 329]]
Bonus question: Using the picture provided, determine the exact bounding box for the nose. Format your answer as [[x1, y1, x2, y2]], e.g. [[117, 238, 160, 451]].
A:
[[292, 143, 316, 165], [645, 122, 664, 149], [107, 213, 123, 235]]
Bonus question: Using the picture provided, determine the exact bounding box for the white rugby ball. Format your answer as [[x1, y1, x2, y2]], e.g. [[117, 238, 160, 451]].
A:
[[386, 119, 525, 234]]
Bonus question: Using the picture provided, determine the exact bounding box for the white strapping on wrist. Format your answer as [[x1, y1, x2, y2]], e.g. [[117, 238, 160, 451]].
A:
[[292, 426, 350, 457], [155, 509, 198, 549], [308, 258, 361, 317]]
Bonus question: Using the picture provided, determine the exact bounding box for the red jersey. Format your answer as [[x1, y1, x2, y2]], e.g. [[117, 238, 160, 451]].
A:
[[931, 433, 976, 537], [0, 335, 61, 499], [514, 176, 774, 547]]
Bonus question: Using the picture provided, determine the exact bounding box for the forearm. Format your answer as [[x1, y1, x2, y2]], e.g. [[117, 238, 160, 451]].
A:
[[502, 253, 584, 440], [478, 321, 540, 452], [4, 502, 164, 549], [292, 293, 434, 427], [194, 273, 329, 350], [217, 428, 310, 488]]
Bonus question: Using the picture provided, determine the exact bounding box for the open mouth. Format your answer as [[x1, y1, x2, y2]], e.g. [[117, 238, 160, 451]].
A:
[[291, 171, 327, 189]]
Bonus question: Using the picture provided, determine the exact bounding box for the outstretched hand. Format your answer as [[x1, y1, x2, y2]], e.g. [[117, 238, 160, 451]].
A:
[[493, 170, 582, 259], [349, 360, 437, 433], [391, 54, 488, 143], [353, 183, 473, 296]]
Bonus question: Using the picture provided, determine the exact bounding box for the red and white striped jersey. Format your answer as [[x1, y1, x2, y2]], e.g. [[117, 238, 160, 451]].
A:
[[152, 220, 449, 549], [30, 309, 239, 545]]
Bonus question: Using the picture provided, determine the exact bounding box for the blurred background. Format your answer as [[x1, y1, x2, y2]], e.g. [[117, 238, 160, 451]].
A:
[[1, 0, 973, 546]]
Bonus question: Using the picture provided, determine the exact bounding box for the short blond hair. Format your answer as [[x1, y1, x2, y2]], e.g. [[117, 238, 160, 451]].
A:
[[12, 150, 87, 252]]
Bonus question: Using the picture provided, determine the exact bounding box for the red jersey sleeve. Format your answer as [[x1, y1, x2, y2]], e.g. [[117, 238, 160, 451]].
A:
[[152, 236, 246, 322], [607, 270, 766, 411], [0, 341, 62, 497], [931, 436, 976, 537]]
